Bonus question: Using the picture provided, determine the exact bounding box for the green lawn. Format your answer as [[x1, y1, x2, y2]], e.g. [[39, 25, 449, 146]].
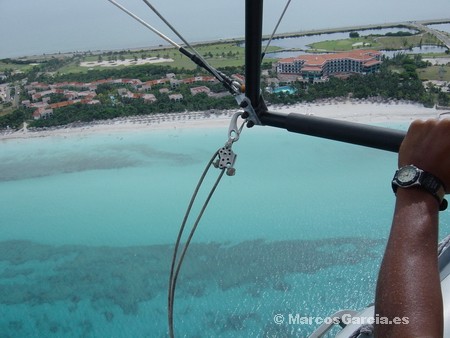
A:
[[419, 52, 450, 58], [58, 62, 91, 74], [57, 42, 279, 73], [376, 33, 441, 50], [307, 37, 381, 52], [308, 33, 442, 52], [0, 61, 35, 72], [0, 105, 14, 116], [417, 65, 450, 81]]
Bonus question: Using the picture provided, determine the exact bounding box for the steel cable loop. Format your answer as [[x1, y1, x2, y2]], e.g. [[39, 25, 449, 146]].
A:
[[168, 149, 225, 338]]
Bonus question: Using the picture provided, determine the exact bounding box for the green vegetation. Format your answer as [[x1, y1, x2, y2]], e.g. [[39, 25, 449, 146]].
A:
[[1, 33, 449, 130], [308, 33, 442, 52], [308, 36, 380, 52], [0, 104, 15, 117], [0, 108, 32, 129], [384, 31, 414, 37], [378, 33, 441, 50], [29, 84, 237, 128], [49, 64, 191, 83], [266, 73, 428, 107], [265, 54, 448, 108], [417, 65, 450, 82], [0, 59, 38, 73], [1, 41, 279, 76]]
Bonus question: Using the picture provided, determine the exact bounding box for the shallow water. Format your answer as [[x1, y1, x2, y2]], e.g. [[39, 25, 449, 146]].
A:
[[428, 23, 450, 34], [264, 26, 448, 60], [1, 125, 449, 337]]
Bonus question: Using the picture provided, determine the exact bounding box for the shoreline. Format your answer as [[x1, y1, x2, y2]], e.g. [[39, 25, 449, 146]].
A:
[[0, 99, 445, 141]]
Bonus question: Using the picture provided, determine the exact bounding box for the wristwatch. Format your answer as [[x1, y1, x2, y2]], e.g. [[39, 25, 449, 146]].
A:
[[392, 165, 448, 211]]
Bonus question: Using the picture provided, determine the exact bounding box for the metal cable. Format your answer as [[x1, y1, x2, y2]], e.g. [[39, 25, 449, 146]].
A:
[[262, 0, 292, 57], [107, 0, 239, 94], [141, 0, 226, 84], [142, 0, 198, 53], [106, 0, 181, 49], [168, 150, 225, 338], [168, 116, 244, 336]]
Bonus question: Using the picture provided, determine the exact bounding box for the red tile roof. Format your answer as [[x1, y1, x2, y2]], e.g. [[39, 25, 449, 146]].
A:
[[279, 50, 382, 66]]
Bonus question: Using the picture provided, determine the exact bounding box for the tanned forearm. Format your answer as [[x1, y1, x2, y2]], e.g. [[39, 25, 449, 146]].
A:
[[374, 188, 443, 337]]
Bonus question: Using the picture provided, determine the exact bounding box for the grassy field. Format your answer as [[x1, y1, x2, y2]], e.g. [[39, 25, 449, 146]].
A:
[[377, 33, 441, 50], [417, 65, 450, 81], [0, 61, 36, 73], [0, 41, 265, 74], [308, 36, 381, 52], [57, 42, 279, 74], [2, 34, 447, 82], [0, 105, 14, 116], [418, 52, 450, 58], [308, 33, 442, 52]]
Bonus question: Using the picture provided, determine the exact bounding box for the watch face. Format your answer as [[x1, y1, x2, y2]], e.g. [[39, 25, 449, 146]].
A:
[[397, 166, 419, 185]]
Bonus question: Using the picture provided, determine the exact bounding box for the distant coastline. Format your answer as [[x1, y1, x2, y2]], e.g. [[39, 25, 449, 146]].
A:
[[9, 18, 450, 60], [267, 18, 450, 39]]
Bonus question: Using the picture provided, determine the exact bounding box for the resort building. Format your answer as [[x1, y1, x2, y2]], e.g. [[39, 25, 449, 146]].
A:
[[20, 73, 241, 121], [0, 84, 9, 102], [168, 94, 183, 102], [32, 108, 53, 120], [276, 50, 383, 83], [190, 86, 211, 96]]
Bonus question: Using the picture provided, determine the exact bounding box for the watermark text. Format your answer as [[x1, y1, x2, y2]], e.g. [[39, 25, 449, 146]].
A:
[[273, 313, 409, 326]]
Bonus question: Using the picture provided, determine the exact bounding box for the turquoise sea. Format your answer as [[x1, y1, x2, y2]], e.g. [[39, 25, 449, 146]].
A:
[[1, 123, 450, 337]]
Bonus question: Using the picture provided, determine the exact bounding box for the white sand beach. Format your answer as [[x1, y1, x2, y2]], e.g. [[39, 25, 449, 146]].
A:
[[274, 99, 444, 124], [0, 99, 447, 141]]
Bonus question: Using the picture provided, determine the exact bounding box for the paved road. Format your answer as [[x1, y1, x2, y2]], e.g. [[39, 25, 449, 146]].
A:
[[12, 84, 20, 108], [412, 22, 450, 49]]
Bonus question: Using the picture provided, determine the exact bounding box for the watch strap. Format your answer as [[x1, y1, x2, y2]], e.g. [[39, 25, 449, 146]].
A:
[[421, 171, 448, 211], [392, 166, 448, 211]]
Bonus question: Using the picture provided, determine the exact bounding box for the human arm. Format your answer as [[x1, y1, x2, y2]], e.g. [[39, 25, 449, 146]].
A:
[[374, 119, 450, 337]]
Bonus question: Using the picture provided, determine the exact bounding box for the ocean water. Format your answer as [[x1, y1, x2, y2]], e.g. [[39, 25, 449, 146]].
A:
[[1, 123, 450, 337], [2, 0, 450, 59]]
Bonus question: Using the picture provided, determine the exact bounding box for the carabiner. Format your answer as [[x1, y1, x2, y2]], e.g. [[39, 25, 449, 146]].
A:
[[227, 111, 243, 145], [213, 111, 245, 176]]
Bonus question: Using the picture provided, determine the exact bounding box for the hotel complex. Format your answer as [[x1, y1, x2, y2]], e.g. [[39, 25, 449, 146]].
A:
[[276, 50, 383, 82]]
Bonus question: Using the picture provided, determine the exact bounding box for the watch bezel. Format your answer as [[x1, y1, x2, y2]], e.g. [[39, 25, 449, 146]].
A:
[[392, 165, 447, 211], [394, 165, 421, 187]]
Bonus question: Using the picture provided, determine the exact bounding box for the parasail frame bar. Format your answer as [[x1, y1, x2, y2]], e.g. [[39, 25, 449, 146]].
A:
[[245, 0, 264, 112], [261, 112, 405, 152]]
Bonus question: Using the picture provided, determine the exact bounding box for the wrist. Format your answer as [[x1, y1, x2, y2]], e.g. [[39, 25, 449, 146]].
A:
[[393, 188, 440, 235], [396, 187, 440, 212], [392, 165, 447, 211]]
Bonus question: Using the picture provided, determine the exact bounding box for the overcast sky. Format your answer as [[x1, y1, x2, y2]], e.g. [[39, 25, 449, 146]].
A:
[[1, 0, 449, 58]]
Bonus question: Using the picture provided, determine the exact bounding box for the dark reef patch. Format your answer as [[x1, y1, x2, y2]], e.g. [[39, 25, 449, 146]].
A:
[[0, 143, 196, 182], [0, 237, 383, 335]]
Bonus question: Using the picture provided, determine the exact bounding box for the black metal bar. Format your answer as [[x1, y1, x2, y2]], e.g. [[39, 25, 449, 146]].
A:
[[245, 0, 264, 110], [261, 112, 406, 152]]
